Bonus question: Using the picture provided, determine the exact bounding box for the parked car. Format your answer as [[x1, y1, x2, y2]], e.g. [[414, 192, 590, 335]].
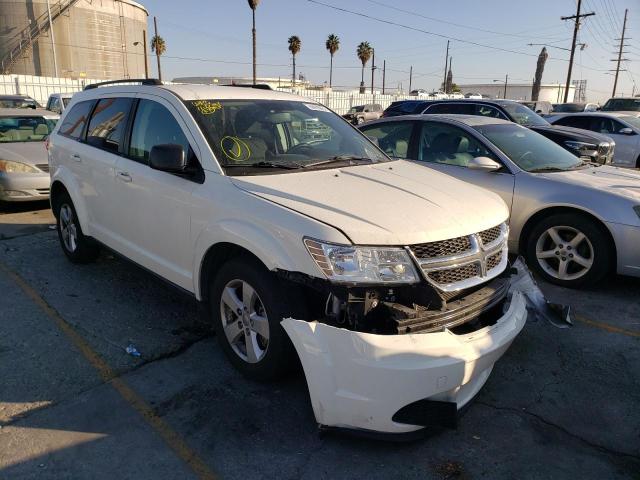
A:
[[552, 102, 599, 113], [393, 99, 615, 164], [0, 94, 41, 109], [519, 100, 552, 115], [359, 115, 640, 287], [547, 112, 640, 168], [465, 93, 483, 99], [381, 100, 430, 118], [0, 108, 58, 202], [45, 92, 73, 114], [48, 80, 533, 435], [601, 97, 640, 113], [342, 103, 382, 124]]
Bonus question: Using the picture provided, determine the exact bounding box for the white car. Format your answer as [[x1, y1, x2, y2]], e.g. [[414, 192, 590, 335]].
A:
[[48, 80, 532, 436], [45, 92, 73, 114], [548, 112, 640, 168]]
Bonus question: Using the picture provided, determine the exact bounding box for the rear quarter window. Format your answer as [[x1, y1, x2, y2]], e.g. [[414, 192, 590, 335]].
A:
[[58, 100, 95, 140]]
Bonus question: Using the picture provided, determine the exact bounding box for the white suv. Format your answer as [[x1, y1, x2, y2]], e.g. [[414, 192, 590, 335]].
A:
[[48, 80, 530, 435]]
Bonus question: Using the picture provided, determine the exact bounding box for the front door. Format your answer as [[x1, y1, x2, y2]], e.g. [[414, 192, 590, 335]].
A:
[[590, 116, 639, 167]]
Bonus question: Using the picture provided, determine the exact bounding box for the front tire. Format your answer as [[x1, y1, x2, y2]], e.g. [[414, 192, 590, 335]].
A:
[[525, 213, 611, 288], [210, 256, 301, 381], [54, 193, 100, 263]]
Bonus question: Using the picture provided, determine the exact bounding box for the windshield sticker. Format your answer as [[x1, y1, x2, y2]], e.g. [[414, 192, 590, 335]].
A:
[[220, 136, 252, 162], [193, 100, 222, 115], [304, 103, 330, 113]]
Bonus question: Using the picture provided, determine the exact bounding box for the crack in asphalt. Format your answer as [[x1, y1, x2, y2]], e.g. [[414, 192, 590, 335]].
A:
[[475, 401, 640, 461]]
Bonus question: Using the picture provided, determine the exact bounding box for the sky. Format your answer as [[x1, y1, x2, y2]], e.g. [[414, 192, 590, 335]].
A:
[[140, 0, 639, 102]]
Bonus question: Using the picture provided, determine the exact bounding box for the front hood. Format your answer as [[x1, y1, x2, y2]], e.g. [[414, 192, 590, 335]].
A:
[[0, 141, 48, 165], [531, 125, 612, 143], [231, 160, 509, 245], [538, 165, 640, 202]]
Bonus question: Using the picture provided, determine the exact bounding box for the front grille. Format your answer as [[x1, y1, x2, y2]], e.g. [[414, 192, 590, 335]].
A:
[[36, 163, 49, 173], [479, 225, 502, 246], [428, 264, 479, 285], [487, 250, 503, 271], [410, 235, 472, 259]]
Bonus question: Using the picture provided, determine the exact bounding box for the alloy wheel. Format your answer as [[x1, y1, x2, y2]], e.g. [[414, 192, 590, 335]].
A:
[[59, 204, 78, 253], [219, 279, 270, 363], [535, 225, 594, 281]]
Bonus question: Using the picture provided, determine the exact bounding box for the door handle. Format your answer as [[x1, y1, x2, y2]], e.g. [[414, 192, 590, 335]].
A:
[[71, 153, 81, 162], [116, 171, 132, 183]]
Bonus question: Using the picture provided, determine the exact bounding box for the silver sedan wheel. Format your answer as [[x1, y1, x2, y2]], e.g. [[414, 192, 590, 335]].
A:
[[59, 204, 78, 253], [535, 225, 594, 281], [219, 279, 269, 364]]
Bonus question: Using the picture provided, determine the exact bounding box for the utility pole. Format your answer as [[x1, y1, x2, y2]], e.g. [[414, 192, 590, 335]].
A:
[[442, 40, 449, 93], [561, 0, 594, 102], [153, 16, 162, 81], [409, 65, 412, 93], [504, 74, 508, 99], [371, 48, 375, 94], [45, 0, 59, 77], [382, 60, 386, 95], [611, 8, 629, 97], [142, 29, 149, 79]]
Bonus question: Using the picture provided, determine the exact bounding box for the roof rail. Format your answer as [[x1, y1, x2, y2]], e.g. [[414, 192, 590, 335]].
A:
[[221, 83, 273, 90], [84, 79, 162, 90]]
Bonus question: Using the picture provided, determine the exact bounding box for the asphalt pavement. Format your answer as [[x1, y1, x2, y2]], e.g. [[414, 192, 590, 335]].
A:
[[0, 202, 638, 479]]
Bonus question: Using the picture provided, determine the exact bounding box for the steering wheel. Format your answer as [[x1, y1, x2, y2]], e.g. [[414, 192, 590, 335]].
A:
[[287, 143, 316, 155]]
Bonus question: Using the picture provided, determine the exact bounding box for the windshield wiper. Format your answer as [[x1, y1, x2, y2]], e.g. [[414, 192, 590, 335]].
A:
[[302, 155, 375, 169], [529, 166, 567, 173], [225, 161, 302, 170]]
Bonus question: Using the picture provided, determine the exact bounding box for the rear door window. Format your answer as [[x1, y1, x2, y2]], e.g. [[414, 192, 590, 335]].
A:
[[58, 100, 94, 140], [86, 98, 134, 153], [476, 105, 508, 119], [553, 115, 592, 130], [425, 103, 475, 115], [360, 121, 415, 159]]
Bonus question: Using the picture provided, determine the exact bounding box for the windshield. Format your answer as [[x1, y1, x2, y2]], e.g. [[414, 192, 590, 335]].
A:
[[474, 123, 583, 172], [186, 99, 388, 174], [62, 97, 71, 107], [553, 103, 585, 113], [620, 116, 640, 129], [0, 98, 38, 109], [498, 102, 549, 126], [0, 116, 57, 142], [602, 98, 640, 112]]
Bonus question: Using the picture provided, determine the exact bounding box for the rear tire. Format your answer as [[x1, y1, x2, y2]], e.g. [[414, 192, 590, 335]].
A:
[[210, 256, 302, 381], [525, 213, 612, 288], [54, 193, 100, 264]]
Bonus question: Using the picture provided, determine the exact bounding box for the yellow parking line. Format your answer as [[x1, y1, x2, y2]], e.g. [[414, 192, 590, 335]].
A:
[[574, 314, 640, 338], [0, 261, 218, 480]]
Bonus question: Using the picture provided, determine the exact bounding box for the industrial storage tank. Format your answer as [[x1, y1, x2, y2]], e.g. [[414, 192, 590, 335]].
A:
[[0, 0, 148, 79]]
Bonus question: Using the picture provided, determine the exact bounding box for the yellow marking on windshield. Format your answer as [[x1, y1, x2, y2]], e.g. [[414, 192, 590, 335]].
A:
[[193, 100, 222, 115], [220, 136, 252, 162]]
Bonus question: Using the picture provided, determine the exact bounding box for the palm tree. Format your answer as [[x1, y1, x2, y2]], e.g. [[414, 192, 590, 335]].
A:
[[150, 33, 166, 81], [247, 0, 260, 85], [357, 41, 372, 92], [531, 47, 548, 101], [325, 34, 340, 88], [288, 35, 301, 87]]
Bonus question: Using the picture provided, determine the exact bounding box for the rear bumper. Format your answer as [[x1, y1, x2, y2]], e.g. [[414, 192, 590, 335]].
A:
[[607, 221, 640, 277], [0, 172, 50, 201], [282, 278, 528, 435]]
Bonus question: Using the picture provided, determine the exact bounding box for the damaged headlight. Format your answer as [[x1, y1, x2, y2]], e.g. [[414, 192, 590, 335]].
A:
[[304, 238, 420, 284]]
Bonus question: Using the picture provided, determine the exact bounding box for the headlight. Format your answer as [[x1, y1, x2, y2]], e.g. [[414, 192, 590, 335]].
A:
[[304, 238, 420, 284], [634, 206, 640, 219], [0, 160, 39, 173], [564, 140, 596, 153]]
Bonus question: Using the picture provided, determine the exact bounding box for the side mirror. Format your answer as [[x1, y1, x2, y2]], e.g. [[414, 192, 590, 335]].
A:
[[468, 156, 501, 171], [619, 127, 634, 135], [149, 144, 186, 172]]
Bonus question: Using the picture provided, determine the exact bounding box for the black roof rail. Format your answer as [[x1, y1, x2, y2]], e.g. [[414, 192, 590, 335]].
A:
[[221, 83, 273, 90], [84, 79, 162, 90]]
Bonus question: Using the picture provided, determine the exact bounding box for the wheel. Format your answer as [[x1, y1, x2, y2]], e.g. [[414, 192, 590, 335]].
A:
[[635, 155, 640, 169], [210, 256, 302, 381], [54, 193, 100, 263], [525, 213, 612, 288], [356, 116, 365, 125]]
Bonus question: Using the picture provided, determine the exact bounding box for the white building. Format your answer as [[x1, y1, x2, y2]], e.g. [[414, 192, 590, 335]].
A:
[[458, 83, 576, 103]]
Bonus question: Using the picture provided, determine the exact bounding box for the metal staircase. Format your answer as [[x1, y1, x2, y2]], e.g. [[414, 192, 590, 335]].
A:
[[1, 0, 81, 74]]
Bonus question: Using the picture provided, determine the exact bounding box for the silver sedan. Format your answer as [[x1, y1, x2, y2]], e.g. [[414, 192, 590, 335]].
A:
[[359, 115, 640, 288], [0, 108, 57, 202]]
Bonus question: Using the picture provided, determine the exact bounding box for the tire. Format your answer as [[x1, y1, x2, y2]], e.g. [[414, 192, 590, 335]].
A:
[[54, 193, 100, 264], [356, 116, 365, 125], [635, 156, 640, 169], [525, 213, 612, 288], [210, 256, 302, 381]]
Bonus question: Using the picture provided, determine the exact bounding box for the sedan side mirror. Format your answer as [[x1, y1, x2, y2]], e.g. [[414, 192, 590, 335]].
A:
[[619, 127, 634, 135], [149, 144, 186, 172], [468, 156, 501, 171]]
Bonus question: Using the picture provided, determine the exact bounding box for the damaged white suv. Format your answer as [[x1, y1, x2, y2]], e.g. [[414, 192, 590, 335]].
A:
[[48, 80, 530, 436]]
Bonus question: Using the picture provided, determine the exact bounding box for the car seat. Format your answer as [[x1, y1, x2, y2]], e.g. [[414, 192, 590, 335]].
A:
[[429, 133, 473, 166]]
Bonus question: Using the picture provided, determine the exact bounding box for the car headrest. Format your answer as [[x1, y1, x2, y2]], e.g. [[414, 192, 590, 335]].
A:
[[455, 136, 469, 153]]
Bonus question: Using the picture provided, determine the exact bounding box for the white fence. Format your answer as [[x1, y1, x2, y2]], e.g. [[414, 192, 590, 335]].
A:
[[1, 74, 435, 114]]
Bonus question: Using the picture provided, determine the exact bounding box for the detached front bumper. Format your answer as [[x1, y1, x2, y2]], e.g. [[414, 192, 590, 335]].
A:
[[282, 273, 529, 435]]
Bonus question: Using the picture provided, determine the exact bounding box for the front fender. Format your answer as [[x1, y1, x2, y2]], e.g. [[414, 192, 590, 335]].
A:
[[51, 166, 91, 236]]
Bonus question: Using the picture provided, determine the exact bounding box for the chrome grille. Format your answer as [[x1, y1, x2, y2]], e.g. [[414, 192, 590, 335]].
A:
[[409, 235, 472, 259], [408, 222, 508, 292], [36, 163, 49, 173]]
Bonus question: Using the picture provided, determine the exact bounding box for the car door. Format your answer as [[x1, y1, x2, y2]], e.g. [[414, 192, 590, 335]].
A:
[[590, 116, 639, 166], [412, 120, 516, 211], [109, 96, 201, 289]]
